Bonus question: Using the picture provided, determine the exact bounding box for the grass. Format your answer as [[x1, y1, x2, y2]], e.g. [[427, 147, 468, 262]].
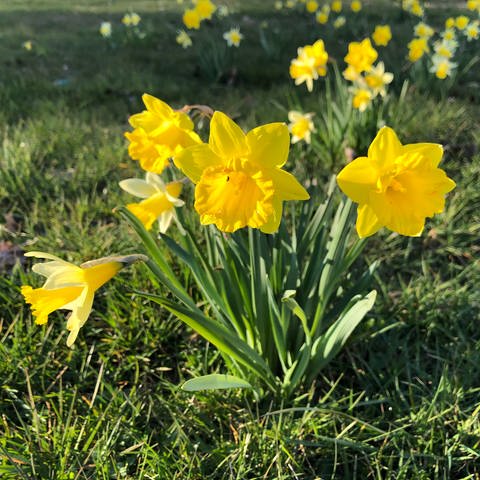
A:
[[1, 0, 480, 478]]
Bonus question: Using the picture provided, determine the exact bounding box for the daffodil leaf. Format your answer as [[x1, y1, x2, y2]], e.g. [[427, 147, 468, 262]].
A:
[[181, 374, 252, 392]]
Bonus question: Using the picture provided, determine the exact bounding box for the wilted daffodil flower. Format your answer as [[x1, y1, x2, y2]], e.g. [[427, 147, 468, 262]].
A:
[[174, 111, 309, 233], [125, 94, 201, 174], [119, 172, 185, 232], [21, 252, 147, 347], [336, 127, 456, 237]]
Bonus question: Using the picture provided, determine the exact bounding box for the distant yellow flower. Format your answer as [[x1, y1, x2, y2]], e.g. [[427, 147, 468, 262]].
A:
[[364, 62, 394, 97], [99, 22, 112, 38], [130, 13, 141, 26], [21, 252, 146, 346], [372, 25, 392, 46], [183, 8, 201, 29], [316, 11, 329, 23], [288, 111, 316, 144], [414, 22, 434, 38], [433, 40, 456, 59], [333, 16, 346, 28], [455, 16, 469, 30], [410, 1, 423, 16], [174, 111, 309, 233], [442, 28, 456, 41], [350, 0, 362, 12], [343, 65, 361, 81], [223, 27, 243, 47], [122, 13, 132, 26], [125, 94, 201, 173], [306, 0, 319, 12], [331, 0, 342, 12], [430, 56, 456, 79], [120, 173, 185, 232], [465, 21, 479, 40], [351, 88, 372, 112], [445, 17, 455, 29], [337, 126, 456, 237], [344, 38, 378, 73], [195, 0, 216, 20], [22, 40, 33, 51], [290, 39, 329, 92], [176, 29, 193, 48], [467, 0, 478, 11], [407, 37, 429, 62]]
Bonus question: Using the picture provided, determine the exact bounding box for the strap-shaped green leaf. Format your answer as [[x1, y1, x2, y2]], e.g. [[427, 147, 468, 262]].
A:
[[182, 374, 252, 391]]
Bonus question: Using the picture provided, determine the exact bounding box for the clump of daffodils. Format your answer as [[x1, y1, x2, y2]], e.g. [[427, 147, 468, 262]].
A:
[[289, 39, 329, 92], [122, 12, 141, 27], [343, 38, 393, 111]]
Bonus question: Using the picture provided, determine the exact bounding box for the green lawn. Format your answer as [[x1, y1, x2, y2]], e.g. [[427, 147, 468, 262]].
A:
[[1, 1, 479, 478]]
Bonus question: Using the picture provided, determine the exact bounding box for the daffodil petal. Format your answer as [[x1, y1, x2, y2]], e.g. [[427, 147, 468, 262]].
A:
[[142, 93, 173, 119], [209, 111, 247, 161], [146, 172, 166, 190], [259, 198, 283, 234], [119, 179, 158, 198], [269, 168, 310, 200], [368, 126, 402, 169], [337, 156, 378, 204], [356, 204, 383, 238], [25, 251, 71, 263], [246, 123, 290, 168], [401, 143, 443, 169], [66, 289, 95, 347], [174, 144, 222, 183]]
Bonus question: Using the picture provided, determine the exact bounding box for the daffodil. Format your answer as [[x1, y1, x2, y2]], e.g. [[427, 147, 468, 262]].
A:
[[433, 39, 456, 59], [223, 27, 243, 47], [22, 40, 33, 51], [174, 111, 309, 233], [333, 16, 346, 28], [350, 0, 362, 12], [99, 22, 112, 38], [176, 29, 193, 48], [21, 252, 146, 346], [288, 111, 316, 144], [441, 28, 456, 41], [407, 37, 429, 62], [120, 173, 185, 232], [372, 25, 392, 46], [410, 1, 423, 16], [337, 126, 456, 237], [331, 0, 342, 12], [195, 0, 216, 20], [467, 0, 479, 11], [344, 38, 378, 73], [289, 40, 329, 92], [183, 8, 201, 29], [306, 0, 319, 12], [465, 21, 479, 40], [455, 16, 469, 30], [351, 87, 372, 112], [414, 22, 434, 38], [125, 94, 201, 173], [430, 55, 456, 79], [316, 11, 329, 24], [364, 62, 394, 97]]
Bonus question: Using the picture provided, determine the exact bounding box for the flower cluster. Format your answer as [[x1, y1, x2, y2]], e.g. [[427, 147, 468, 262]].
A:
[[343, 38, 393, 111], [289, 39, 329, 92], [99, 12, 143, 39]]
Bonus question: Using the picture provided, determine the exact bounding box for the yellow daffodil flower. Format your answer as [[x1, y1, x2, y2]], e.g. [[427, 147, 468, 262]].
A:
[[21, 252, 146, 347], [290, 40, 329, 92], [455, 16, 469, 30], [195, 0, 216, 20], [445, 17, 455, 29], [407, 37, 429, 62], [351, 0, 362, 12], [223, 27, 243, 47], [414, 22, 434, 38], [176, 30, 193, 48], [174, 111, 309, 233], [430, 55, 456, 79], [467, 0, 479, 11], [333, 16, 346, 28], [372, 25, 392, 46], [183, 8, 201, 29], [465, 21, 479, 40], [331, 0, 342, 12], [337, 126, 456, 237], [99, 22, 112, 38], [125, 94, 201, 173], [316, 11, 329, 23], [22, 40, 33, 51], [441, 28, 456, 41], [410, 1, 423, 16], [344, 38, 378, 73], [364, 62, 394, 97], [351, 87, 372, 112], [306, 0, 319, 12], [120, 172, 185, 232], [288, 111, 316, 144]]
